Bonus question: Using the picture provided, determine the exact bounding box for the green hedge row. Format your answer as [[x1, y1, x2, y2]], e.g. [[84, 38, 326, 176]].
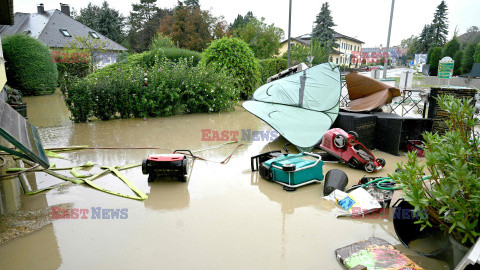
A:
[[2, 34, 58, 95], [62, 58, 238, 122], [258, 58, 287, 83]]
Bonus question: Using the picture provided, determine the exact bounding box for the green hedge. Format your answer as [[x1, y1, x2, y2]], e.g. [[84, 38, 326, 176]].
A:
[[2, 34, 58, 95], [258, 58, 287, 83], [62, 58, 238, 122], [202, 37, 260, 99], [162, 47, 202, 66]]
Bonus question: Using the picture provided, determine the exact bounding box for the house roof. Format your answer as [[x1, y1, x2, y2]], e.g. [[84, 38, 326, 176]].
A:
[[333, 32, 364, 44], [0, 10, 127, 51]]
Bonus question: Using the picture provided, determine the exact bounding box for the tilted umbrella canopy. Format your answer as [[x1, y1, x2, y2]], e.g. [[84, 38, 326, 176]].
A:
[[242, 62, 341, 149]]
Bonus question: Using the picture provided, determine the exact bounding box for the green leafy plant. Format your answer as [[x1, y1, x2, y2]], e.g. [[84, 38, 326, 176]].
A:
[[150, 33, 175, 50], [392, 95, 480, 245], [258, 58, 287, 83], [61, 58, 238, 122], [2, 34, 58, 95], [202, 37, 260, 99]]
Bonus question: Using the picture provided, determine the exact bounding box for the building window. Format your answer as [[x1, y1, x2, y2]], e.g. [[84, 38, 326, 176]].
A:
[[89, 32, 100, 39], [336, 58, 338, 64], [59, 29, 71, 37]]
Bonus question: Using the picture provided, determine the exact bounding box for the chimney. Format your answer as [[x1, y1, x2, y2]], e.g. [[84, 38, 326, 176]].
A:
[[60, 3, 70, 17], [37, 3, 45, 14]]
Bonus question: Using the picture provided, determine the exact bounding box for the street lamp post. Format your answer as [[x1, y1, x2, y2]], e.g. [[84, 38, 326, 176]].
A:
[[383, 0, 395, 78], [287, 0, 292, 68]]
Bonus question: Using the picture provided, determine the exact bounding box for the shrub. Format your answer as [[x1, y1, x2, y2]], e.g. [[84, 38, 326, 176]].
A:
[[258, 58, 287, 83], [163, 47, 202, 66], [55, 51, 91, 85], [393, 95, 480, 245], [150, 33, 174, 50], [428, 47, 443, 76], [2, 34, 58, 95], [202, 37, 260, 99], [61, 58, 238, 122], [453, 51, 464, 76], [474, 43, 480, 64]]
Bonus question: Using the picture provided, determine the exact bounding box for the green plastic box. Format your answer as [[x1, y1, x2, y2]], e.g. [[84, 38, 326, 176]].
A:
[[263, 153, 324, 187]]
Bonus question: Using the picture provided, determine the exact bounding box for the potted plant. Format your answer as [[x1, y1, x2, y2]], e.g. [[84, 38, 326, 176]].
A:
[[392, 95, 480, 260]]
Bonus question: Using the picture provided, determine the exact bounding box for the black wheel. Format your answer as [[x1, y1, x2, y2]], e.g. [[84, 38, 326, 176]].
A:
[[283, 186, 297, 192], [142, 159, 148, 175], [348, 131, 359, 140], [147, 173, 155, 182], [333, 134, 347, 149], [282, 164, 296, 172], [376, 158, 386, 167], [365, 161, 376, 173], [179, 174, 187, 182]]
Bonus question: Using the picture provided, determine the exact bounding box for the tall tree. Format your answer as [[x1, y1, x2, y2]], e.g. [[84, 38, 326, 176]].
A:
[[313, 3, 337, 47], [442, 36, 460, 58], [282, 39, 331, 65], [460, 26, 480, 48], [462, 42, 477, 73], [157, 4, 214, 52], [474, 43, 480, 64], [432, 0, 449, 46], [183, 0, 200, 8], [75, 1, 125, 44], [128, 0, 171, 52], [233, 18, 284, 59], [417, 24, 435, 53], [229, 11, 255, 32]]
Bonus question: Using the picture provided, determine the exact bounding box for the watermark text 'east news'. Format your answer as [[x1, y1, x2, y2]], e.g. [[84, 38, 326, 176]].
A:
[[201, 129, 279, 142]]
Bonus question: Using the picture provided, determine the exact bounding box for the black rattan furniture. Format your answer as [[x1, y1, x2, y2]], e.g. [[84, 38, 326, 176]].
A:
[[332, 111, 377, 149], [371, 112, 432, 156]]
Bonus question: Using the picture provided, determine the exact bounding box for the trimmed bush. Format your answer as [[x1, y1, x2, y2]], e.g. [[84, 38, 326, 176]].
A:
[[62, 58, 238, 122], [453, 51, 464, 76], [2, 34, 58, 95], [429, 47, 443, 76], [202, 37, 260, 99], [258, 58, 287, 83]]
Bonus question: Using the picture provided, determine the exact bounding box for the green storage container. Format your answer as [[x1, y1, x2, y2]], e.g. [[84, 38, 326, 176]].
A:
[[263, 152, 324, 187]]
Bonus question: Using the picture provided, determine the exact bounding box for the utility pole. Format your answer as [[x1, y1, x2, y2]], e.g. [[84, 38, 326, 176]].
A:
[[383, 0, 395, 78], [287, 0, 292, 68]]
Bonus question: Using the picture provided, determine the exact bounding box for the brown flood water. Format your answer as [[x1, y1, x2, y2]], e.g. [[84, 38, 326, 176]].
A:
[[0, 90, 450, 269]]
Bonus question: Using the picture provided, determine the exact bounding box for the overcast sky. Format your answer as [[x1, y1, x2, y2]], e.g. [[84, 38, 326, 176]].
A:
[[14, 0, 479, 47]]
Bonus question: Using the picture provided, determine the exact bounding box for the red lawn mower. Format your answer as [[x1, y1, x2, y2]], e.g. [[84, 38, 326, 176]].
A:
[[318, 128, 385, 173], [142, 150, 193, 182]]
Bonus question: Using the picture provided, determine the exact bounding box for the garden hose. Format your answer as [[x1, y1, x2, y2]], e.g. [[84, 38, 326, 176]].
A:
[[360, 176, 433, 191]]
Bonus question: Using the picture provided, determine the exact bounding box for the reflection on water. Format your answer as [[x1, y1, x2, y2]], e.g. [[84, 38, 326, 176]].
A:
[[23, 89, 71, 127], [0, 93, 451, 269], [145, 181, 190, 211]]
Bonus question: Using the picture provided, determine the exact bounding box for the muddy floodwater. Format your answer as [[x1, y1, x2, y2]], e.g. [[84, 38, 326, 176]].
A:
[[0, 91, 450, 269]]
